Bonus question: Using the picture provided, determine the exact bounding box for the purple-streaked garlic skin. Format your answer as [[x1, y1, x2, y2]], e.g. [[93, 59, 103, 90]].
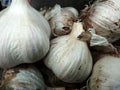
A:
[[82, 0, 120, 43]]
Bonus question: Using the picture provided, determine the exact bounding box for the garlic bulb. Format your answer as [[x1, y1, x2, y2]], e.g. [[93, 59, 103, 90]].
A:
[[82, 0, 120, 43], [44, 22, 93, 83], [44, 4, 78, 37], [1, 65, 47, 90], [88, 55, 120, 90], [0, 0, 51, 68]]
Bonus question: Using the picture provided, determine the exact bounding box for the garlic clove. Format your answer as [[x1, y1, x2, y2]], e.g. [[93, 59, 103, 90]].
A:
[[44, 22, 93, 83]]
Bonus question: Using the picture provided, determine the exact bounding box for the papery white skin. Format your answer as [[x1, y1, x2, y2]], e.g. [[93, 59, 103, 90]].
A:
[[89, 28, 109, 46], [0, 0, 51, 68], [83, 0, 120, 42], [44, 4, 78, 36], [2, 65, 47, 90], [89, 56, 120, 90], [44, 22, 93, 83]]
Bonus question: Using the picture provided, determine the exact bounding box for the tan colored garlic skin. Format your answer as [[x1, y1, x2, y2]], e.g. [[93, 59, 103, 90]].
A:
[[44, 22, 93, 83], [1, 65, 47, 90], [0, 0, 51, 68], [45, 5, 78, 37], [89, 55, 120, 90], [82, 0, 120, 43]]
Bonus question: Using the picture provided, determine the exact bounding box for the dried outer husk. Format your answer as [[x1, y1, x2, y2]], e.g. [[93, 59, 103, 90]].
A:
[[88, 54, 120, 90], [81, 0, 120, 43], [0, 64, 48, 90], [88, 28, 118, 54], [0, 0, 51, 68], [44, 22, 93, 83], [42, 4, 78, 37]]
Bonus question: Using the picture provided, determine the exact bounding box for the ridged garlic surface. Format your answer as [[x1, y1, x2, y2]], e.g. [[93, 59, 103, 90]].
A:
[[82, 0, 120, 42], [89, 55, 120, 90], [1, 65, 47, 90], [44, 22, 93, 83], [0, 0, 51, 68], [44, 4, 78, 36]]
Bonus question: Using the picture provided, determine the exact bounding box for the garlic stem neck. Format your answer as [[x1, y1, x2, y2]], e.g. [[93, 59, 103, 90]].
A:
[[10, 0, 30, 7], [70, 22, 85, 38]]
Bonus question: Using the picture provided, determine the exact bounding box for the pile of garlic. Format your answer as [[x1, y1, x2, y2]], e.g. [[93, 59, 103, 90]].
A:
[[0, 0, 119, 90]]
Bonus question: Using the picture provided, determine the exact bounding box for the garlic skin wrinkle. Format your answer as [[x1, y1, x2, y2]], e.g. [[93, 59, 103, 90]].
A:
[[82, 0, 120, 43], [44, 4, 78, 37], [0, 0, 51, 68], [44, 22, 93, 83], [89, 55, 120, 90]]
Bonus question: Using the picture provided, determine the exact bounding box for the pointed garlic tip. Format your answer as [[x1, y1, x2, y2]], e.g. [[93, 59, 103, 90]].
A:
[[70, 22, 85, 37], [54, 4, 61, 9], [63, 7, 78, 18], [44, 4, 61, 20]]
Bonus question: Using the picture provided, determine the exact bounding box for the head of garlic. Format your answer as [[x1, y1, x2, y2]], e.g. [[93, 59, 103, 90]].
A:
[[44, 22, 93, 83], [0, 0, 51, 68], [43, 4, 78, 37], [81, 0, 120, 43], [88, 55, 120, 90], [0, 65, 47, 90]]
